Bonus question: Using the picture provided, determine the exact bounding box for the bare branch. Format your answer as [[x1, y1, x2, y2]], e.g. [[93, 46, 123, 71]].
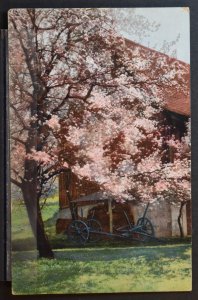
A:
[[11, 178, 22, 188]]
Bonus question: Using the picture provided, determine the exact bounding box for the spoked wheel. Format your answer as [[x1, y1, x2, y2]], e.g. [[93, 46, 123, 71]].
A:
[[67, 220, 89, 245], [136, 217, 155, 241], [87, 219, 102, 242]]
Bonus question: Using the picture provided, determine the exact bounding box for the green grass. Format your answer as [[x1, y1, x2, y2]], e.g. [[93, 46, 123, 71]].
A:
[[11, 197, 192, 294], [12, 195, 59, 251], [12, 244, 192, 294]]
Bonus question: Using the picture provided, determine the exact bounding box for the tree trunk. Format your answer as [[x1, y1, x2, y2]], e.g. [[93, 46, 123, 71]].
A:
[[178, 202, 185, 238], [36, 202, 54, 259], [22, 182, 54, 259]]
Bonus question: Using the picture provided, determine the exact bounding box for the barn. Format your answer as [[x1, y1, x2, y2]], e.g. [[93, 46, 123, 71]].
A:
[[56, 39, 191, 238]]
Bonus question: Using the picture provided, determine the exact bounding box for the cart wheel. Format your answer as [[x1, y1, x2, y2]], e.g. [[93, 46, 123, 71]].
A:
[[87, 219, 102, 242], [67, 220, 89, 245], [136, 217, 155, 241]]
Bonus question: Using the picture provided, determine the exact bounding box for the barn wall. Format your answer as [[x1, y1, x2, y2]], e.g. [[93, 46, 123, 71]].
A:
[[59, 172, 69, 209], [130, 200, 188, 237], [171, 204, 187, 236], [131, 201, 172, 237], [59, 171, 100, 209]]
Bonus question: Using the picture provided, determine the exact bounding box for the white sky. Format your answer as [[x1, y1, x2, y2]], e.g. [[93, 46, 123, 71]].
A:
[[115, 7, 190, 64]]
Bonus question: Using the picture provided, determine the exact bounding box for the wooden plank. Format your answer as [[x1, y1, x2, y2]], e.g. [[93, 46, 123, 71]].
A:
[[108, 199, 113, 233]]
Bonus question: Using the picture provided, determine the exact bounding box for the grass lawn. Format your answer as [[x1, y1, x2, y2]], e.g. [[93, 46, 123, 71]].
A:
[[12, 244, 192, 294], [11, 197, 192, 294]]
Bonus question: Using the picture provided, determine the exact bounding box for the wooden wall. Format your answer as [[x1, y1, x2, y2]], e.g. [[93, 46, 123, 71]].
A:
[[59, 171, 100, 209]]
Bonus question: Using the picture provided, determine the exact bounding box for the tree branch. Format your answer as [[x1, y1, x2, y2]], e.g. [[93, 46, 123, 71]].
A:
[[11, 136, 26, 145], [11, 178, 22, 188]]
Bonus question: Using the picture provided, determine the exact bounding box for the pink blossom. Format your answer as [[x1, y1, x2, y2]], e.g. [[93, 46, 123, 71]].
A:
[[155, 181, 170, 192], [46, 115, 60, 131], [26, 150, 52, 165]]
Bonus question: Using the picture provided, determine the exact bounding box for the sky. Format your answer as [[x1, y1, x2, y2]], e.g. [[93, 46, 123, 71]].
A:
[[114, 7, 190, 64]]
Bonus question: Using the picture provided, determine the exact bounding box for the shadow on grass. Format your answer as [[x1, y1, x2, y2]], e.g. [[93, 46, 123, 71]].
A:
[[55, 244, 191, 261], [12, 232, 191, 251], [12, 238, 36, 252], [12, 243, 192, 294], [13, 243, 191, 263]]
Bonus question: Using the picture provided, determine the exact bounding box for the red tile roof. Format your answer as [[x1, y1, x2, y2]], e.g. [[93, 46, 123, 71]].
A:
[[125, 39, 190, 116]]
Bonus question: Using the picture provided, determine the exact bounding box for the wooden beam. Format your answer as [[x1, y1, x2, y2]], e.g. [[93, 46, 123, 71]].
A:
[[108, 199, 113, 233]]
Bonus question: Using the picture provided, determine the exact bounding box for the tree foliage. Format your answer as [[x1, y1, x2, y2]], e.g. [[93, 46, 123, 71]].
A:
[[9, 8, 190, 256]]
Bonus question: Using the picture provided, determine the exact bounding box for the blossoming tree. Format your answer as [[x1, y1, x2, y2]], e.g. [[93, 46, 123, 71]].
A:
[[9, 8, 190, 258]]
